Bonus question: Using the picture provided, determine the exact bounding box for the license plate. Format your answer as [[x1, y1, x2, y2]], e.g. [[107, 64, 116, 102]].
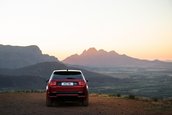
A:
[[61, 82, 74, 86]]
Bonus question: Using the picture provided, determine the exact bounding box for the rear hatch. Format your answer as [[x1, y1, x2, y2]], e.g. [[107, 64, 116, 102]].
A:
[[49, 71, 86, 96]]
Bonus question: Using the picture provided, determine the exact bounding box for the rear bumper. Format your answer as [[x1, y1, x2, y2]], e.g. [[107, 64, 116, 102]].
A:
[[47, 92, 88, 99], [46, 85, 89, 100], [48, 94, 86, 98]]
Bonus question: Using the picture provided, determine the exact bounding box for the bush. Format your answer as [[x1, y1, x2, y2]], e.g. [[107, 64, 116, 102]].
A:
[[116, 94, 121, 97], [128, 95, 135, 99], [108, 93, 121, 97], [152, 98, 158, 102]]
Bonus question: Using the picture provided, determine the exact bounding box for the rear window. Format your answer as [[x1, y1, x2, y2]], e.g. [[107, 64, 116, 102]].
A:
[[52, 71, 83, 79]]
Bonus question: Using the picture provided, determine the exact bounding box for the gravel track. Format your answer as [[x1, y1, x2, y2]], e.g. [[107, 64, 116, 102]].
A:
[[0, 93, 172, 115]]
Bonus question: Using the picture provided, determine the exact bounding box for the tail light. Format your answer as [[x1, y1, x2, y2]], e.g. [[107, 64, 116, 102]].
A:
[[49, 81, 56, 86], [78, 81, 85, 86]]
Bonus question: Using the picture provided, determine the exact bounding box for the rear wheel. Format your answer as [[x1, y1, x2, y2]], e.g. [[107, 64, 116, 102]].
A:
[[82, 98, 88, 106], [46, 98, 53, 107]]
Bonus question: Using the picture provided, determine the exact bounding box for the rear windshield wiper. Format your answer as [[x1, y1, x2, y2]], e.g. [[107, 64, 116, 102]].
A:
[[66, 77, 75, 79]]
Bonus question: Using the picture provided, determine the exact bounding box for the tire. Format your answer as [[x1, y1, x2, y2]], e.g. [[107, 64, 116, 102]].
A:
[[82, 98, 88, 106], [46, 98, 52, 107]]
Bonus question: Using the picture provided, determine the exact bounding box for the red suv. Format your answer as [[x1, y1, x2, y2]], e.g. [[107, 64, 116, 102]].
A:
[[46, 70, 89, 106]]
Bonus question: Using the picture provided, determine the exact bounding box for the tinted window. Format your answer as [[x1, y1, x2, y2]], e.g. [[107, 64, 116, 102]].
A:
[[52, 71, 83, 79]]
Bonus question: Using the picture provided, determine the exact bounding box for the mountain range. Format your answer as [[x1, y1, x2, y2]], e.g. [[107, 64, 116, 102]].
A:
[[0, 44, 58, 69], [0, 45, 172, 98], [0, 45, 121, 91], [0, 44, 172, 97], [63, 47, 172, 68]]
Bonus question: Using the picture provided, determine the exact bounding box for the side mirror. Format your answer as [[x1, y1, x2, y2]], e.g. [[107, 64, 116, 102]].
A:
[[86, 80, 88, 82]]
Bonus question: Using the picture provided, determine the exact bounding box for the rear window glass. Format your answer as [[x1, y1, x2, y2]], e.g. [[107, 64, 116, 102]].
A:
[[52, 71, 83, 79]]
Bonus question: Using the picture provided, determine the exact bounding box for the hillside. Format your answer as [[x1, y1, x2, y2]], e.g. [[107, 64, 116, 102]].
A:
[[63, 47, 172, 68], [0, 74, 45, 90], [0, 62, 67, 90], [0, 44, 58, 69], [0, 62, 121, 91]]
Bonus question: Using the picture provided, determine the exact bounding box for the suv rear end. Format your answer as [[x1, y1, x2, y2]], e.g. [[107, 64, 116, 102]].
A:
[[46, 70, 89, 106]]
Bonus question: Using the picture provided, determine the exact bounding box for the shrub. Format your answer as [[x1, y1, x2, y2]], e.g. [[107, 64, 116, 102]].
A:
[[116, 94, 121, 97], [128, 95, 135, 99], [152, 98, 158, 102]]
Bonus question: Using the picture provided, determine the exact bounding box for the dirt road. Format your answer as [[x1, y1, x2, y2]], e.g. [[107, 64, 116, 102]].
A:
[[0, 93, 172, 115]]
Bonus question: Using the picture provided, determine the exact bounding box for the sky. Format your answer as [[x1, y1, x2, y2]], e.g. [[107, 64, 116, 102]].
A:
[[0, 0, 172, 61]]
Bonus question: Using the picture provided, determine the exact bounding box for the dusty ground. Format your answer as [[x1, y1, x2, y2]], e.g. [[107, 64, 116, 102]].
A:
[[0, 93, 172, 115]]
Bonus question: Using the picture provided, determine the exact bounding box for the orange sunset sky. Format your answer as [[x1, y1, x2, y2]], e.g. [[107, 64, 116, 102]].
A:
[[0, 0, 172, 61]]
